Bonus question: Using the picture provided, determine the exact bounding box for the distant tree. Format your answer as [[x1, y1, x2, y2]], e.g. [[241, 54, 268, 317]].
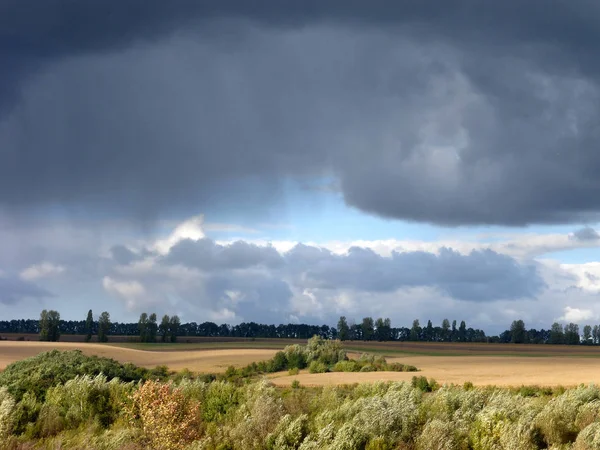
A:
[[594, 325, 599, 344], [138, 313, 149, 342], [85, 309, 93, 342], [337, 316, 349, 341], [39, 310, 60, 342], [458, 321, 467, 342], [159, 315, 170, 342], [441, 319, 450, 342], [98, 311, 110, 342], [583, 325, 592, 344], [361, 317, 374, 341], [564, 323, 580, 345], [451, 320, 457, 342], [410, 319, 421, 341], [510, 320, 526, 344], [425, 320, 434, 342], [169, 315, 181, 343], [148, 313, 158, 342], [374, 317, 392, 341], [549, 322, 564, 345]]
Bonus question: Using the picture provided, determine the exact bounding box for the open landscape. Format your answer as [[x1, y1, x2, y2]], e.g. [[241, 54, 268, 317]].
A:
[[3, 339, 600, 387]]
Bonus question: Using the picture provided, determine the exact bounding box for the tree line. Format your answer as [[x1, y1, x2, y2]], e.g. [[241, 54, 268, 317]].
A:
[[1, 312, 596, 345]]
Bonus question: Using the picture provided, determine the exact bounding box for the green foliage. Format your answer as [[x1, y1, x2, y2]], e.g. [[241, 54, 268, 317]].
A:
[[0, 350, 153, 401], [291, 380, 301, 389], [308, 361, 328, 374], [288, 368, 300, 376]]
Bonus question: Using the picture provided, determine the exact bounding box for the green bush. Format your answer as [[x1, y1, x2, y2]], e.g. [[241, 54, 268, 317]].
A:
[[308, 361, 328, 374], [288, 368, 300, 376], [360, 364, 376, 372], [412, 376, 433, 393], [332, 360, 360, 372], [0, 350, 152, 401]]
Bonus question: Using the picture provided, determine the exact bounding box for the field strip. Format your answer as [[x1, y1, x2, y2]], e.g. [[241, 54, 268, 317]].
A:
[[270, 355, 600, 387], [0, 342, 277, 373]]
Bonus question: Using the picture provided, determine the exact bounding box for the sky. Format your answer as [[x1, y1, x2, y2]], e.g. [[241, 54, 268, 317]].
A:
[[1, 1, 600, 334]]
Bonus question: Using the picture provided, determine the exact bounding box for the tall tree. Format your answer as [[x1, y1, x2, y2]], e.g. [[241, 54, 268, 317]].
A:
[[169, 315, 181, 343], [583, 325, 592, 344], [337, 316, 349, 341], [549, 322, 564, 345], [138, 313, 149, 343], [593, 325, 599, 344], [85, 309, 93, 342], [451, 320, 457, 342], [361, 317, 374, 341], [510, 320, 526, 344], [148, 313, 158, 342], [425, 320, 434, 342], [98, 311, 110, 342], [159, 315, 170, 342], [39, 309, 49, 341], [564, 323, 580, 345], [441, 319, 450, 342], [458, 321, 467, 342], [410, 319, 421, 341]]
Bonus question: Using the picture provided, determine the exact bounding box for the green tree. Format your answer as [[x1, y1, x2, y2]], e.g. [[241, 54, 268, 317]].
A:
[[583, 325, 592, 344], [425, 320, 434, 342], [410, 319, 421, 341], [159, 315, 170, 342], [39, 309, 49, 341], [169, 315, 181, 343], [510, 319, 526, 344], [458, 320, 467, 342], [337, 316, 349, 341], [564, 323, 580, 345], [148, 313, 158, 342], [593, 325, 599, 344], [374, 317, 392, 341], [549, 322, 564, 345], [451, 320, 457, 342], [138, 312, 149, 343], [39, 309, 60, 342], [85, 309, 93, 342], [361, 317, 374, 341], [441, 319, 450, 342], [98, 311, 110, 342]]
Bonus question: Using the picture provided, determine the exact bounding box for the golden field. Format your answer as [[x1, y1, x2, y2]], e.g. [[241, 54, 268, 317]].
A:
[[2, 340, 600, 387]]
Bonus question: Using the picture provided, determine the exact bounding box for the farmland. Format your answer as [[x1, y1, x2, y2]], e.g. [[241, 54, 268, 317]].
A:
[[2, 339, 600, 387]]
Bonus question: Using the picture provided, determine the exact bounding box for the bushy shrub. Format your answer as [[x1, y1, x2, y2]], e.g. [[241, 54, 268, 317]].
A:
[[412, 376, 434, 392], [333, 361, 360, 372], [574, 422, 600, 450], [126, 380, 202, 450], [201, 381, 240, 422], [289, 368, 300, 376], [0, 387, 15, 439], [265, 414, 309, 450], [0, 350, 151, 401], [537, 385, 600, 446], [360, 364, 376, 372], [305, 336, 346, 366], [416, 419, 468, 450], [308, 361, 328, 374], [283, 345, 307, 370]]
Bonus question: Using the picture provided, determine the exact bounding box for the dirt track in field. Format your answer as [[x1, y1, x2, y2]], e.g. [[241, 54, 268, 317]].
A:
[[0, 342, 276, 373], [270, 355, 600, 387]]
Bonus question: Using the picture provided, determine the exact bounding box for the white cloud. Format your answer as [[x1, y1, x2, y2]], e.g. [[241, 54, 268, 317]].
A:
[[556, 306, 595, 324], [153, 214, 205, 255], [20, 262, 65, 281], [102, 276, 148, 311]]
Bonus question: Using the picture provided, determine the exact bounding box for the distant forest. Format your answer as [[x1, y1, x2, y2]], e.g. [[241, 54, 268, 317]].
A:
[[0, 312, 597, 345]]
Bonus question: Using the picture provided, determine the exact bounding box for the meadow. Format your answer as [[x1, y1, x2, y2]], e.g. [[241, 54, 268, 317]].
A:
[[2, 338, 600, 448]]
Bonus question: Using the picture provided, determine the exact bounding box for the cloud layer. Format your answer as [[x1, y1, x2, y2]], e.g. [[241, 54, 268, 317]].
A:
[[2, 2, 600, 225]]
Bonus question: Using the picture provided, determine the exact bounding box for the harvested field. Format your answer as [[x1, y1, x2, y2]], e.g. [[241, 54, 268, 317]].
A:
[[270, 354, 600, 387], [0, 341, 277, 373]]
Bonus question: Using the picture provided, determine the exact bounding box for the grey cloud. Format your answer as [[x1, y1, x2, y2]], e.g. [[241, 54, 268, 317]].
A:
[[571, 227, 600, 241], [2, 2, 600, 225], [164, 239, 545, 302], [110, 245, 142, 266], [164, 238, 283, 271], [0, 274, 54, 305]]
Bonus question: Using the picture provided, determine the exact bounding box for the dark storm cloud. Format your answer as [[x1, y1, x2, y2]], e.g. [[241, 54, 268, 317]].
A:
[[163, 239, 545, 301], [571, 227, 600, 241], [3, 1, 600, 225], [0, 274, 54, 305]]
